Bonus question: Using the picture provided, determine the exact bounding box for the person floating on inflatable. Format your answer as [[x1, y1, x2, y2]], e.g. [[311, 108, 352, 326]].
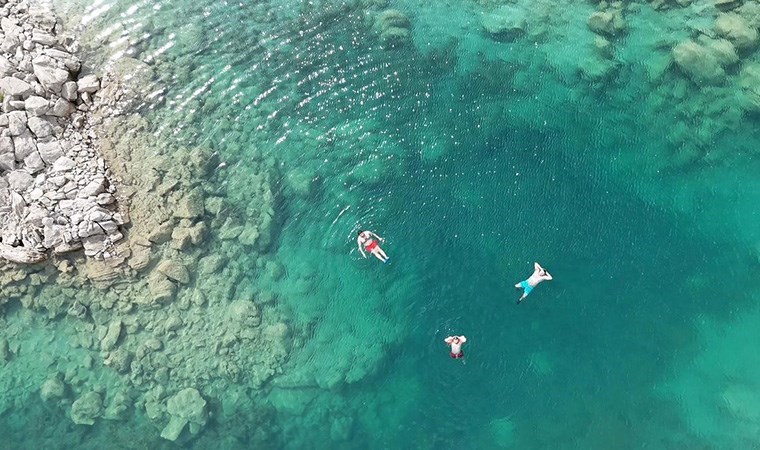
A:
[[357, 230, 390, 263], [445, 335, 467, 359], [516, 262, 553, 304]]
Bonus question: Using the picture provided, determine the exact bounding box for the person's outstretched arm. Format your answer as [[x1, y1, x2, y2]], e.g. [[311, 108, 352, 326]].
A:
[[358, 239, 366, 258], [371, 231, 383, 241]]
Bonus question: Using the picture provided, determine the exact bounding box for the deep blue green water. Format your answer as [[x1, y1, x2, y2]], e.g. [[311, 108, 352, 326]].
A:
[[3, 0, 760, 448]]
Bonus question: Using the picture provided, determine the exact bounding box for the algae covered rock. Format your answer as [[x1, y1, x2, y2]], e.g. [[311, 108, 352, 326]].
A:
[[587, 11, 626, 37], [70, 391, 103, 425], [715, 13, 758, 51], [739, 63, 760, 112], [373, 10, 412, 48], [173, 188, 205, 219], [40, 376, 66, 402], [228, 299, 261, 327], [160, 388, 208, 441], [156, 259, 190, 284], [672, 40, 726, 84], [480, 6, 527, 42], [100, 319, 123, 351]]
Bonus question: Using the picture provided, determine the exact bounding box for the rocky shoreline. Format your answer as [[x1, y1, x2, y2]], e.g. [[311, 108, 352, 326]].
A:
[[0, 0, 124, 265], [0, 0, 290, 444]]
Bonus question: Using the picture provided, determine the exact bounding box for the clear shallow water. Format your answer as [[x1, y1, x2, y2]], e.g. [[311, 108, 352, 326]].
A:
[[5, 0, 760, 448]]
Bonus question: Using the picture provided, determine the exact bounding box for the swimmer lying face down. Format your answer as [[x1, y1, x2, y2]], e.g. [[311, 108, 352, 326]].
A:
[[515, 262, 552, 304], [357, 230, 389, 263]]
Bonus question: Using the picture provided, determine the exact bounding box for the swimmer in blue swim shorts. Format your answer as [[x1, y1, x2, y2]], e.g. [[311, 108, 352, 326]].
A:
[[516, 262, 552, 304]]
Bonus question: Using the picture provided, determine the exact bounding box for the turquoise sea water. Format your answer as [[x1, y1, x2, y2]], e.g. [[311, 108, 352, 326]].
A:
[[4, 0, 760, 448]]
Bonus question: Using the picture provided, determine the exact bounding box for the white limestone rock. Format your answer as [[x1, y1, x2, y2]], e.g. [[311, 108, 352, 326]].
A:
[[79, 176, 106, 197], [52, 155, 75, 172], [24, 150, 45, 174], [24, 95, 49, 116], [32, 55, 69, 93], [37, 140, 63, 164], [12, 130, 37, 160], [673, 39, 738, 85], [0, 56, 14, 78], [77, 75, 100, 93], [44, 49, 81, 73], [61, 81, 77, 100], [0, 153, 14, 171], [31, 30, 57, 46], [0, 136, 14, 155], [26, 116, 54, 139], [50, 97, 75, 117], [7, 110, 27, 136], [7, 170, 33, 190]]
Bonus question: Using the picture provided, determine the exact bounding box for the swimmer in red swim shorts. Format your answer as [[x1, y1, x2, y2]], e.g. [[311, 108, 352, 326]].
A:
[[357, 230, 389, 263], [444, 335, 467, 359]]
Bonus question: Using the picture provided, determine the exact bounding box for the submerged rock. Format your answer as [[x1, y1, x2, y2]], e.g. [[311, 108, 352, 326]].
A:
[[480, 6, 527, 42], [70, 391, 103, 425], [672, 40, 727, 84], [160, 388, 208, 441], [587, 11, 626, 37], [374, 10, 412, 48], [715, 13, 758, 51], [40, 376, 66, 401]]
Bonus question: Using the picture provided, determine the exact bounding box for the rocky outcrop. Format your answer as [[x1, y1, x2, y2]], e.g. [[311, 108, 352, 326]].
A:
[[672, 39, 738, 84], [587, 10, 626, 37], [715, 13, 758, 51], [480, 6, 527, 42], [70, 391, 103, 425], [373, 10, 412, 48], [160, 388, 208, 441], [0, 0, 123, 264]]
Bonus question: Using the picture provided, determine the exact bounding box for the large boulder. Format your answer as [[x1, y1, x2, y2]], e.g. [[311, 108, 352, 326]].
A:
[[715, 13, 759, 50], [27, 116, 54, 139], [0, 77, 33, 96], [156, 259, 190, 284], [672, 40, 727, 84], [70, 391, 103, 425], [24, 96, 50, 116], [739, 63, 760, 112], [160, 388, 208, 441], [7, 111, 27, 136], [587, 11, 626, 36], [37, 140, 64, 164], [40, 377, 66, 402], [374, 10, 412, 48], [173, 189, 205, 219], [480, 6, 527, 42], [228, 299, 261, 327], [32, 56, 70, 94]]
